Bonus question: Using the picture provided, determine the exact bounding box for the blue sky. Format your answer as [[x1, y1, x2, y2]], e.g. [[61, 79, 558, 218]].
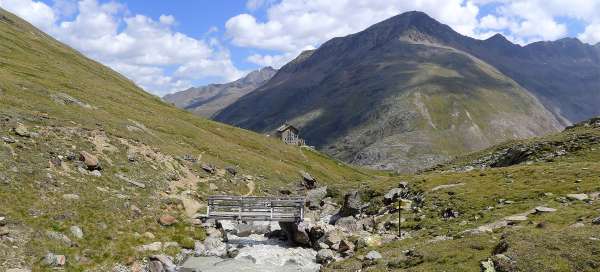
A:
[[2, 0, 600, 95]]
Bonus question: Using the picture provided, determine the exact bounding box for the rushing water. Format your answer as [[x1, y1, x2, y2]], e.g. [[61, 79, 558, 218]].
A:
[[181, 234, 321, 272]]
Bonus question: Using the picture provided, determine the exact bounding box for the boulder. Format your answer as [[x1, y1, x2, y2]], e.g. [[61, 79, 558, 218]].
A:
[[339, 190, 362, 217], [566, 194, 589, 201], [148, 261, 164, 272], [316, 249, 335, 264], [322, 230, 344, 248], [13, 123, 30, 137], [480, 259, 496, 272], [384, 188, 404, 205], [62, 194, 80, 201], [46, 231, 73, 246], [338, 239, 355, 254], [308, 225, 325, 245], [505, 215, 528, 222], [79, 151, 100, 170], [158, 214, 177, 226], [592, 216, 600, 225], [70, 226, 84, 239], [534, 206, 557, 213], [43, 253, 66, 267], [442, 208, 459, 219], [235, 221, 270, 237], [194, 236, 227, 257], [335, 216, 363, 233], [225, 166, 237, 175], [491, 254, 516, 272], [150, 255, 176, 272], [201, 164, 215, 174], [356, 234, 383, 249], [300, 171, 316, 189], [306, 186, 327, 210], [365, 250, 382, 261], [136, 242, 162, 252]]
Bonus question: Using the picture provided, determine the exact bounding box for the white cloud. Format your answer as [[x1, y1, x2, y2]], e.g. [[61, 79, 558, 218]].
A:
[[0, 0, 244, 95], [579, 23, 600, 44], [226, 0, 482, 68]]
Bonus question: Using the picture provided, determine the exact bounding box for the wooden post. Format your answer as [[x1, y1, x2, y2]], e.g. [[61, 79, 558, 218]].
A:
[[398, 198, 401, 237]]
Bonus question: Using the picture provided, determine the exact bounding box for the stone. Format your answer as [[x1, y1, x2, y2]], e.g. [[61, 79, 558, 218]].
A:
[[143, 232, 156, 239], [70, 226, 84, 239], [480, 259, 496, 272], [505, 215, 528, 222], [566, 194, 589, 201], [46, 231, 73, 246], [1, 136, 16, 143], [150, 255, 176, 272], [308, 225, 325, 245], [195, 236, 227, 257], [0, 216, 5, 226], [365, 250, 382, 261], [79, 151, 100, 170], [306, 186, 327, 210], [492, 254, 516, 272], [316, 249, 335, 264], [592, 217, 600, 225], [534, 206, 557, 213], [158, 214, 177, 226], [383, 188, 404, 205], [90, 170, 102, 177], [62, 194, 80, 201], [335, 216, 363, 233], [202, 164, 215, 174], [0, 227, 9, 236], [181, 197, 202, 218], [300, 171, 316, 189], [356, 234, 383, 249], [339, 190, 362, 217], [323, 230, 343, 247], [148, 260, 164, 272], [13, 123, 30, 137], [6, 269, 31, 272], [209, 183, 218, 190], [338, 239, 355, 254], [136, 242, 162, 252], [225, 166, 237, 175], [442, 208, 459, 219], [43, 252, 66, 267], [115, 174, 145, 188]]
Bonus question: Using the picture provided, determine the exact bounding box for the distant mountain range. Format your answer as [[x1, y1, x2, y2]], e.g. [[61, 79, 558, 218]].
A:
[[163, 67, 277, 117]]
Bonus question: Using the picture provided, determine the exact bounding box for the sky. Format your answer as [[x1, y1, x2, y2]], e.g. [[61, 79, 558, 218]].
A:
[[1, 0, 600, 96]]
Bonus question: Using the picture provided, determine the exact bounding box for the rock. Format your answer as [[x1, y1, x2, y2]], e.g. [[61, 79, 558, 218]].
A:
[[79, 151, 100, 170], [566, 194, 589, 201], [90, 170, 102, 177], [365, 250, 382, 261], [592, 217, 600, 225], [195, 236, 227, 257], [6, 269, 31, 272], [338, 239, 355, 254], [322, 230, 343, 248], [316, 249, 335, 264], [148, 260, 164, 272], [1, 136, 16, 143], [339, 190, 362, 217], [505, 215, 528, 222], [13, 123, 30, 137], [181, 197, 202, 218], [442, 208, 459, 219], [0, 216, 5, 226], [335, 216, 363, 233], [209, 183, 218, 190], [534, 206, 557, 213], [70, 226, 84, 239], [62, 194, 80, 201], [130, 205, 142, 218], [158, 214, 177, 226], [225, 166, 237, 175], [308, 225, 325, 245], [300, 171, 316, 189], [137, 242, 162, 252], [306, 186, 327, 210], [43, 252, 66, 267], [492, 254, 516, 272], [383, 188, 404, 205], [235, 222, 270, 237], [480, 259, 496, 272], [0, 227, 9, 236], [115, 174, 145, 188], [46, 231, 73, 246], [150, 255, 176, 272], [356, 234, 383, 249], [201, 164, 215, 174]]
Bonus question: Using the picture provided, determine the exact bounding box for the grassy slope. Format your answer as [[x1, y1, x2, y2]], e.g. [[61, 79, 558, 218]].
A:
[[0, 9, 391, 271], [327, 125, 600, 271]]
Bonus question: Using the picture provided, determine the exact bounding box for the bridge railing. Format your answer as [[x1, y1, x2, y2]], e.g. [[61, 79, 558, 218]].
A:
[[207, 195, 305, 222]]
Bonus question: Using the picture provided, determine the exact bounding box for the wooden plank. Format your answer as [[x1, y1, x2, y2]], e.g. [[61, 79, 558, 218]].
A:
[[206, 195, 305, 222]]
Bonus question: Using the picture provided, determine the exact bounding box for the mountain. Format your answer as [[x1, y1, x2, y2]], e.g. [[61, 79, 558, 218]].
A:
[[214, 11, 563, 172], [0, 8, 383, 270], [163, 67, 277, 117]]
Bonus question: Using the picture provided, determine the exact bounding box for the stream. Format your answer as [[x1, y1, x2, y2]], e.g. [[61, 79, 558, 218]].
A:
[[181, 234, 321, 272]]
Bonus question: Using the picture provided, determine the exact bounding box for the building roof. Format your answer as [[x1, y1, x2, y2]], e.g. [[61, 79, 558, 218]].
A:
[[276, 123, 299, 133]]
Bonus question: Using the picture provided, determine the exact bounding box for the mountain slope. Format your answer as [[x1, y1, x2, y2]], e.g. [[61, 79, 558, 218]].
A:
[[163, 67, 276, 117], [214, 11, 562, 172], [0, 9, 386, 270]]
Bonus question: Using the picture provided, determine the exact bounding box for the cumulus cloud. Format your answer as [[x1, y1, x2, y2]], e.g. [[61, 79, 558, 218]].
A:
[[228, 0, 600, 67], [0, 0, 244, 95]]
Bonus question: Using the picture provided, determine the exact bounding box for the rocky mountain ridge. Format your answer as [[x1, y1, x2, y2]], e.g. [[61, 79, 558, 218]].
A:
[[215, 11, 564, 172], [163, 67, 277, 118]]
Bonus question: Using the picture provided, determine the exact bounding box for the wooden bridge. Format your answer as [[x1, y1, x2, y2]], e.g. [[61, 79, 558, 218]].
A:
[[207, 195, 305, 222]]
